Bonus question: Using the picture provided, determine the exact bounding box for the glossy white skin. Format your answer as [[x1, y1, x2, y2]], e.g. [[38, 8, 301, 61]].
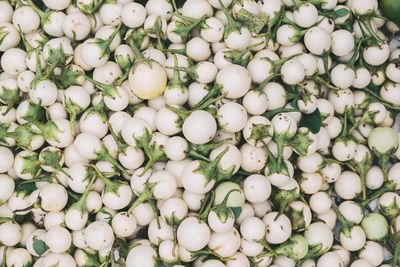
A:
[[79, 112, 108, 138], [62, 12, 91, 41], [317, 252, 343, 267], [293, 3, 319, 28], [119, 145, 145, 170], [193, 61, 218, 84], [121, 117, 152, 146], [338, 201, 364, 224], [386, 62, 400, 83], [181, 160, 216, 194], [131, 202, 156, 226], [126, 244, 158, 267], [210, 144, 242, 174], [145, 0, 172, 20], [84, 221, 115, 250], [334, 171, 362, 200], [1, 48, 27, 75], [149, 170, 178, 200], [160, 197, 188, 223], [201, 17, 225, 43], [353, 67, 372, 89], [331, 64, 356, 89], [263, 82, 287, 110], [5, 248, 32, 267], [240, 217, 265, 241], [305, 222, 334, 252], [121, 2, 146, 29], [0, 221, 22, 246], [102, 183, 133, 210], [0, 146, 13, 173], [309, 191, 332, 214], [177, 216, 211, 251], [328, 88, 355, 114], [45, 226, 72, 253], [148, 218, 174, 245], [129, 60, 167, 100], [0, 1, 13, 23], [216, 64, 252, 99], [263, 212, 292, 244], [243, 174, 271, 203], [363, 44, 390, 66], [0, 23, 21, 52], [304, 27, 331, 55], [207, 209, 235, 234], [165, 136, 188, 161], [331, 30, 355, 57], [359, 241, 384, 266], [0, 174, 14, 204], [208, 228, 241, 257], [12, 6, 40, 34], [39, 183, 68, 212], [155, 108, 184, 136], [13, 150, 41, 180], [186, 37, 211, 62], [340, 225, 366, 251], [240, 143, 268, 173], [159, 240, 180, 264], [242, 116, 273, 147], [182, 110, 217, 144], [380, 82, 400, 106]]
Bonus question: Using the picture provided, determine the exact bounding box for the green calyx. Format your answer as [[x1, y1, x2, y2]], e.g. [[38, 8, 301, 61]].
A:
[[92, 24, 121, 58], [379, 197, 400, 220], [14, 123, 41, 150], [332, 204, 354, 237], [53, 65, 85, 88], [96, 145, 129, 175], [64, 99, 83, 135], [166, 104, 191, 126], [290, 129, 314, 156], [115, 53, 133, 72], [0, 26, 8, 46], [0, 84, 22, 115], [211, 189, 239, 223], [69, 173, 97, 215], [30, 119, 63, 143], [233, 7, 268, 34], [249, 123, 273, 147], [192, 84, 225, 110], [77, 0, 104, 14], [125, 29, 147, 58], [172, 14, 206, 42], [273, 188, 300, 214], [23, 101, 46, 123], [20, 153, 41, 178], [223, 42, 266, 66], [275, 234, 309, 260], [361, 181, 397, 207], [0, 122, 14, 146], [218, 0, 246, 38], [127, 183, 156, 214], [187, 141, 225, 161], [43, 46, 70, 80], [135, 130, 167, 175], [27, 0, 52, 26], [85, 75, 121, 99], [193, 146, 232, 186], [287, 204, 308, 231]]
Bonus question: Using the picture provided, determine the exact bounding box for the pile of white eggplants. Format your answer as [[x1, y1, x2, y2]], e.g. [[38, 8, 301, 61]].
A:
[[1, 0, 400, 266]]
